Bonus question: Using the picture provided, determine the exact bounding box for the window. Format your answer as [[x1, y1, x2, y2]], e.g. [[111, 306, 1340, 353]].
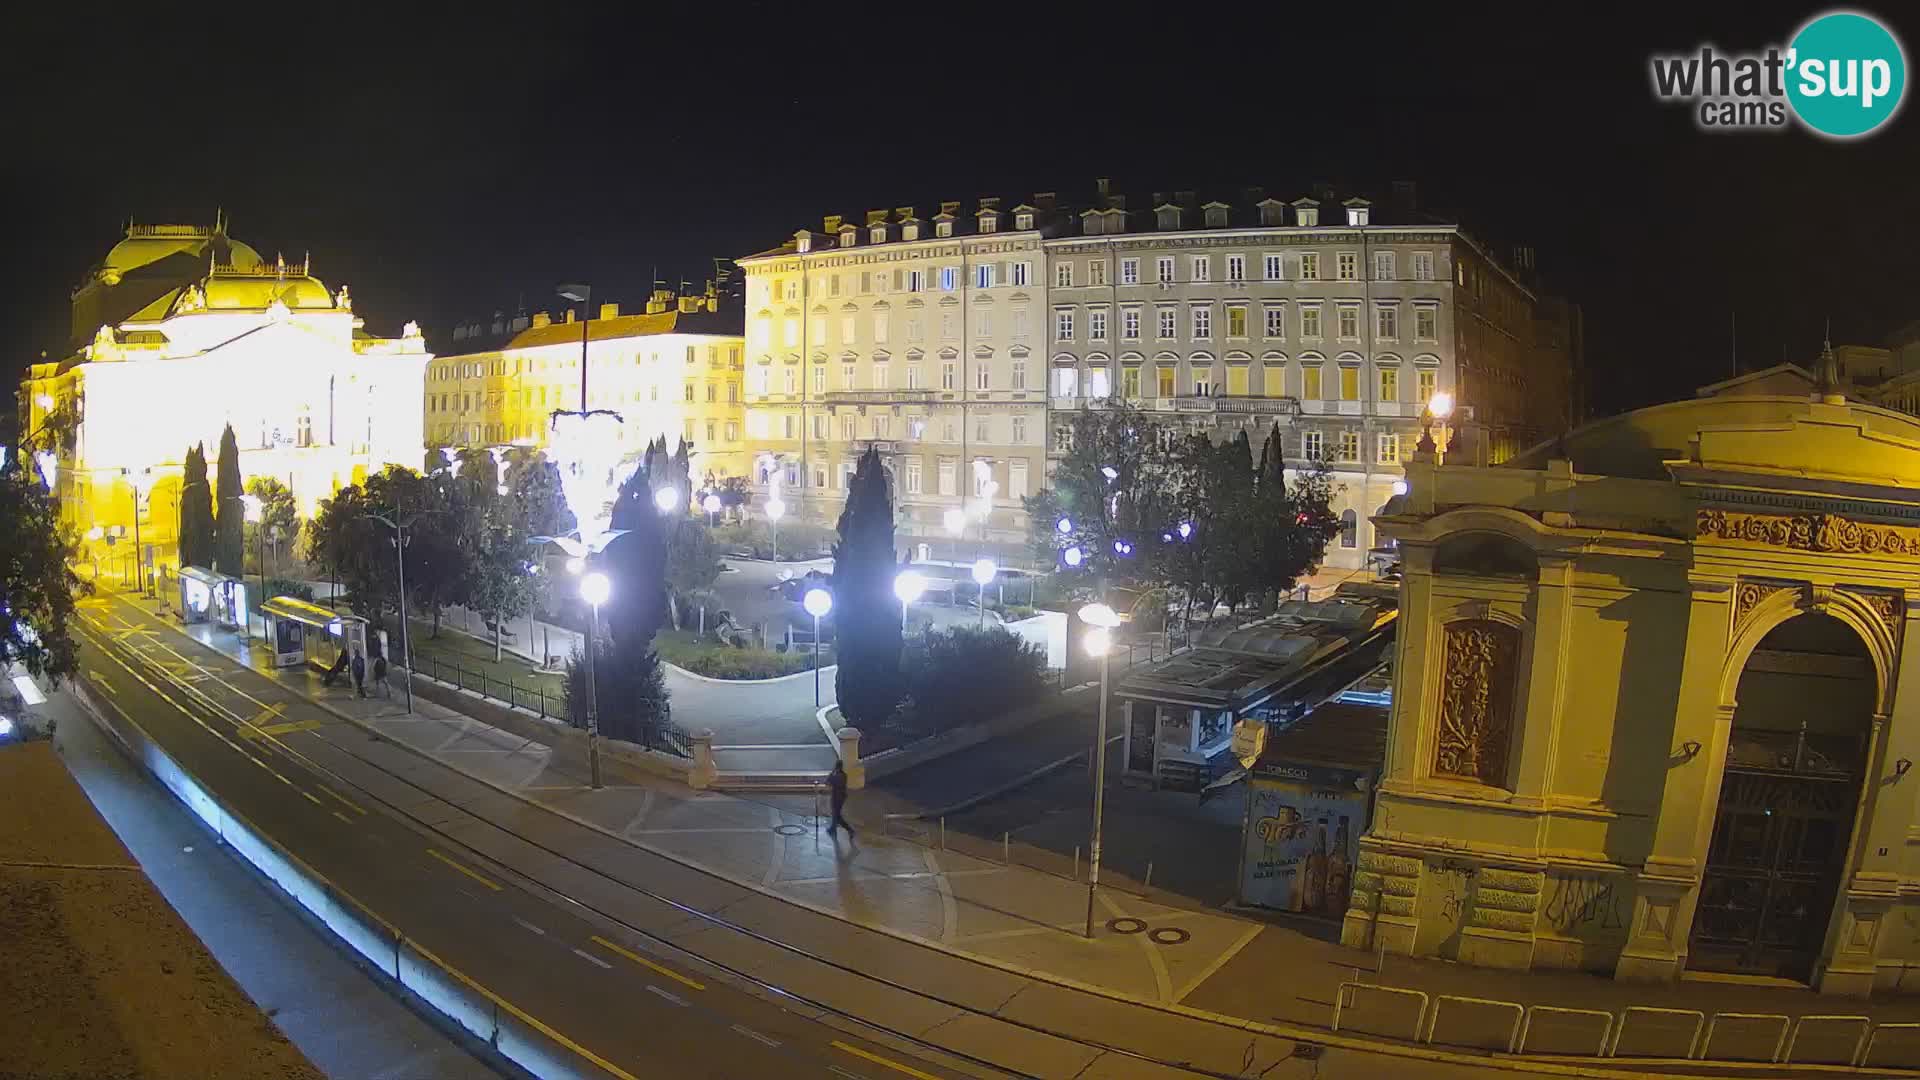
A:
[[939, 460, 956, 495], [940, 312, 956, 340], [1338, 430, 1360, 461], [941, 418, 956, 443], [1300, 304, 1323, 339], [906, 363, 923, 389], [784, 318, 800, 346], [1122, 366, 1141, 398], [783, 367, 798, 393], [1337, 252, 1358, 281], [1156, 256, 1175, 283], [840, 315, 856, 342], [1337, 306, 1359, 340], [1302, 430, 1323, 460], [783, 415, 795, 439], [1263, 253, 1283, 281], [1339, 366, 1359, 400], [1190, 255, 1210, 282], [976, 310, 992, 338], [842, 363, 856, 388], [1339, 509, 1357, 548], [874, 311, 890, 342], [1377, 305, 1399, 340], [685, 382, 696, 402], [874, 415, 890, 439], [1089, 259, 1107, 286], [942, 361, 956, 390], [1379, 366, 1399, 401], [1303, 365, 1323, 400], [1378, 433, 1401, 464], [1009, 460, 1029, 498], [1300, 252, 1320, 280], [812, 367, 825, 394], [980, 215, 998, 234], [685, 420, 697, 443], [906, 458, 923, 494], [1055, 309, 1075, 342], [1156, 366, 1175, 397], [750, 367, 770, 395], [1011, 358, 1026, 389], [976, 363, 991, 390], [1264, 305, 1285, 339], [1015, 212, 1034, 230], [873, 363, 889, 389], [841, 416, 856, 441], [1121, 258, 1140, 285], [729, 381, 739, 402], [1157, 307, 1177, 340], [1088, 364, 1110, 398], [1226, 305, 1248, 338], [976, 263, 995, 289], [1193, 367, 1213, 396], [1374, 251, 1394, 281], [1226, 255, 1245, 283], [1418, 368, 1438, 402], [726, 421, 739, 442], [1010, 415, 1027, 444], [1055, 367, 1080, 398], [1089, 309, 1108, 341], [1122, 308, 1141, 341], [1412, 251, 1435, 281], [1415, 306, 1438, 341], [1012, 310, 1029, 339], [1011, 261, 1031, 286], [907, 318, 923, 342], [1055, 262, 1074, 287], [814, 414, 828, 440], [1191, 307, 1211, 340], [940, 266, 957, 291], [975, 418, 990, 444], [705, 420, 717, 443]]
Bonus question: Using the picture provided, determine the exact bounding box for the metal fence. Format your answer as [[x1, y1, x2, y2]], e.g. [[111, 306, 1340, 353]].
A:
[[409, 651, 692, 758]]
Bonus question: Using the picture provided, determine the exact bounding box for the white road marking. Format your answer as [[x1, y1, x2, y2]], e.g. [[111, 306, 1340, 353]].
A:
[[730, 1024, 780, 1048], [573, 948, 613, 969], [513, 916, 547, 936], [645, 984, 687, 1006]]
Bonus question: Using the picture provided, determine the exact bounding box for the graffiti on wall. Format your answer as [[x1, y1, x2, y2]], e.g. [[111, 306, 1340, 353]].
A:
[[1543, 874, 1629, 937]]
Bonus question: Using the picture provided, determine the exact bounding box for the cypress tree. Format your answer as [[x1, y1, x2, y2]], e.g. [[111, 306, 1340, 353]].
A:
[[214, 424, 245, 575], [179, 444, 215, 570], [832, 447, 904, 727]]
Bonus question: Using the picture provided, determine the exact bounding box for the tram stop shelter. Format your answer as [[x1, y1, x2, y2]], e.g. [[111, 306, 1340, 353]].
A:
[[259, 596, 368, 673], [176, 566, 246, 632]]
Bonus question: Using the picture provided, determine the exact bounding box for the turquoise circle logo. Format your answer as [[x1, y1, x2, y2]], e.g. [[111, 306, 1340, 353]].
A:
[[1787, 11, 1907, 138]]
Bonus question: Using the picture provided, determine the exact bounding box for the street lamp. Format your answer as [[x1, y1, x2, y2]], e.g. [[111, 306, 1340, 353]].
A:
[[579, 570, 612, 790], [241, 494, 265, 635], [1078, 601, 1122, 939], [653, 485, 681, 514], [765, 496, 786, 561], [803, 586, 832, 708], [702, 492, 722, 527], [122, 467, 153, 595], [558, 283, 592, 412], [971, 558, 997, 627], [893, 570, 925, 636]]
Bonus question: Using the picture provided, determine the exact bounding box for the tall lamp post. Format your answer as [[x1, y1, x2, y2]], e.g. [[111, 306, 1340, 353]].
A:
[[122, 466, 153, 596], [1078, 601, 1122, 938], [893, 570, 925, 640], [558, 283, 593, 412], [579, 569, 612, 790], [943, 507, 966, 564], [765, 495, 786, 561], [803, 587, 832, 708], [367, 511, 417, 715], [702, 492, 721, 528], [1418, 390, 1455, 465], [971, 558, 997, 627]]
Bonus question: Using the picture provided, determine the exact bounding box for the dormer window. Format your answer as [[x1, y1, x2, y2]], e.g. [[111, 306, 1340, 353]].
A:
[[1345, 199, 1371, 227], [902, 222, 920, 241], [935, 220, 953, 238], [1203, 203, 1230, 228], [1156, 206, 1181, 230], [839, 227, 858, 248], [1258, 201, 1285, 227], [1015, 212, 1034, 230], [795, 231, 812, 253], [1294, 201, 1320, 227], [871, 225, 887, 244], [979, 215, 999, 234]]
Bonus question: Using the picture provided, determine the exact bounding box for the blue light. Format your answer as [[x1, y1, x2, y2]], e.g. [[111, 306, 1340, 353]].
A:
[[1177, 521, 1193, 540], [1063, 546, 1084, 567], [1112, 539, 1133, 557], [1056, 516, 1073, 535]]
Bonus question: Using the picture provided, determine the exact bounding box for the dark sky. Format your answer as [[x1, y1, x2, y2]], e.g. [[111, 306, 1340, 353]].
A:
[[7, 2, 1916, 419]]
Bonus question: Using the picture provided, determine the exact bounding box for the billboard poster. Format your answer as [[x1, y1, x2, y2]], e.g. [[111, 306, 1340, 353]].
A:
[[1240, 763, 1370, 917]]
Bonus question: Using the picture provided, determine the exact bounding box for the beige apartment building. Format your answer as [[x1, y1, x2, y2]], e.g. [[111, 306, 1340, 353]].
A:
[[740, 182, 1575, 568], [427, 285, 748, 482]]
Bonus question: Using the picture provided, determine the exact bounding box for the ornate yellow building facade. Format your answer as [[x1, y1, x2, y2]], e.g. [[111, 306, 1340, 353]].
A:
[[1347, 360, 1920, 995], [426, 287, 746, 482], [22, 219, 429, 573]]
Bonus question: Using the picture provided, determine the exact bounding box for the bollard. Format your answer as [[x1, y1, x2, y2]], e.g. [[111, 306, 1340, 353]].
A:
[[1145, 861, 1154, 889], [813, 784, 823, 835], [1074, 845, 1080, 881], [1003, 831, 1010, 864], [939, 817, 946, 851]]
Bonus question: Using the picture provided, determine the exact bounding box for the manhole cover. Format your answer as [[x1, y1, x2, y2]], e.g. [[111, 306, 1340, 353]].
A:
[[1148, 927, 1192, 946], [1106, 917, 1148, 935], [773, 824, 807, 836]]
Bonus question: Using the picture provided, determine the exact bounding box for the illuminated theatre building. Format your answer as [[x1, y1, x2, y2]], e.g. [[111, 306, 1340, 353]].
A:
[[21, 219, 430, 571]]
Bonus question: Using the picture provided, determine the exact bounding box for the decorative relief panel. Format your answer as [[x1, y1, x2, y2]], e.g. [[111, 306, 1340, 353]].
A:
[[1841, 588, 1903, 643], [1699, 508, 1920, 557], [1433, 620, 1521, 786], [1734, 579, 1800, 632]]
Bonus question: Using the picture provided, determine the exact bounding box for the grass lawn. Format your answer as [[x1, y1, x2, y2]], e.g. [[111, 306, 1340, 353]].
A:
[[654, 629, 832, 679], [404, 617, 565, 690]]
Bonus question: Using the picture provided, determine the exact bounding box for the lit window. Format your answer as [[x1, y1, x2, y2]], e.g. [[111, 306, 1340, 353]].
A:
[[1300, 304, 1322, 339], [1226, 305, 1248, 339], [1300, 253, 1320, 281], [1418, 368, 1437, 402], [1377, 433, 1400, 464], [1339, 366, 1360, 400], [1338, 429, 1359, 461], [1303, 365, 1323, 400], [1379, 367, 1399, 401], [1337, 253, 1358, 281]]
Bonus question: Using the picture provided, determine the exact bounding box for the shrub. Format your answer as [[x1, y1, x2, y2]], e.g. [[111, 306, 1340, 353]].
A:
[[264, 577, 315, 602], [903, 625, 1048, 734], [655, 631, 823, 679], [562, 637, 671, 743]]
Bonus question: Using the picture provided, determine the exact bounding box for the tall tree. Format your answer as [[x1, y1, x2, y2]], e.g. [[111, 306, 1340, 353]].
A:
[[467, 518, 536, 662], [1251, 424, 1341, 598], [1022, 400, 1178, 596], [243, 476, 301, 575], [503, 448, 575, 539], [0, 457, 83, 683], [833, 447, 904, 727], [214, 424, 245, 575], [179, 444, 215, 570], [665, 522, 722, 630], [602, 453, 672, 649], [307, 481, 393, 626]]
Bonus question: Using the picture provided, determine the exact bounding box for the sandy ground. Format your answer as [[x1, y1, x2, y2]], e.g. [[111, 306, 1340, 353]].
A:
[[0, 737, 323, 1080]]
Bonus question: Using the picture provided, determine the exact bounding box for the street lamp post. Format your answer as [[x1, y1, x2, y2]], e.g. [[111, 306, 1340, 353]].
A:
[[971, 558, 997, 627], [803, 587, 832, 708], [579, 570, 611, 789], [893, 570, 925, 641], [558, 283, 592, 412], [123, 467, 152, 596], [943, 506, 966, 564], [702, 492, 721, 528], [368, 511, 416, 715], [1078, 602, 1122, 939], [765, 496, 786, 561]]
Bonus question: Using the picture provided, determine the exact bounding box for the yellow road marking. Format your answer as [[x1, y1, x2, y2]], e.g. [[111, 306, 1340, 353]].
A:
[[243, 718, 323, 739], [320, 786, 368, 816], [426, 848, 502, 892], [331, 811, 353, 825], [831, 1041, 943, 1080], [253, 703, 287, 725], [588, 934, 706, 991], [96, 679, 119, 696], [299, 790, 325, 808]]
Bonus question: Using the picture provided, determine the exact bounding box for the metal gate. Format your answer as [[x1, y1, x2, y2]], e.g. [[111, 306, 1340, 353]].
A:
[[1689, 726, 1865, 981]]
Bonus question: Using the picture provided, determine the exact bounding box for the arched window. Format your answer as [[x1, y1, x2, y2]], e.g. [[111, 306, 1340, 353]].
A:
[[1340, 509, 1358, 548]]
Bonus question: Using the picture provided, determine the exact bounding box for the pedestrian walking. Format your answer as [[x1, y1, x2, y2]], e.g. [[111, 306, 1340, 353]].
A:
[[827, 759, 855, 840], [372, 654, 390, 698], [350, 649, 367, 699]]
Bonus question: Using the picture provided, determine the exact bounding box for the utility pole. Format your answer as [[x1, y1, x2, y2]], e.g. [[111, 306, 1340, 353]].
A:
[[369, 509, 416, 714]]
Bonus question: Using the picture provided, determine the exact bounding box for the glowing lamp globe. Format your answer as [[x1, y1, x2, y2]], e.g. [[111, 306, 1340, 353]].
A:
[[971, 558, 997, 586], [702, 493, 722, 514], [1428, 391, 1454, 419], [1084, 627, 1112, 658], [893, 571, 926, 606], [580, 571, 611, 607], [653, 486, 681, 513], [1392, 480, 1409, 496], [943, 507, 967, 535], [1056, 516, 1073, 535], [803, 587, 833, 618], [765, 497, 786, 522], [565, 556, 586, 575], [1062, 546, 1084, 568], [1078, 602, 1121, 629]]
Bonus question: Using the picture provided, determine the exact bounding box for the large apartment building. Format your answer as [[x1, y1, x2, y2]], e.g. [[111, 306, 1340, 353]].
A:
[[739, 181, 1577, 568], [427, 284, 748, 483]]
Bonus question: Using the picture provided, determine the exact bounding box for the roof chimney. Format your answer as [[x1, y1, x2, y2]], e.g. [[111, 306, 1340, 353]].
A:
[[823, 213, 843, 233], [1175, 190, 1196, 208], [563, 308, 576, 324], [938, 200, 961, 216], [866, 209, 889, 225], [598, 302, 620, 320], [678, 295, 698, 314], [1034, 191, 1056, 210], [1312, 181, 1336, 201], [1391, 180, 1419, 213], [532, 312, 552, 329], [1094, 177, 1111, 199]]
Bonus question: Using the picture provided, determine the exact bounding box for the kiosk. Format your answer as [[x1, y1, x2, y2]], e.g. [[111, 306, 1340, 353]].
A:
[[259, 596, 368, 673]]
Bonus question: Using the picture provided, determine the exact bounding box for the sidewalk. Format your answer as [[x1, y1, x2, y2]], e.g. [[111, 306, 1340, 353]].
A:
[[147, 594, 1920, 1072]]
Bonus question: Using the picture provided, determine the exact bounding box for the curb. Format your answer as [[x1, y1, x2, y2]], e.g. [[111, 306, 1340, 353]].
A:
[[664, 661, 837, 687]]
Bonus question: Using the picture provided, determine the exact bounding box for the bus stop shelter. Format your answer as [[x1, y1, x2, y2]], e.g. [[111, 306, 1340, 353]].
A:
[[259, 596, 368, 673]]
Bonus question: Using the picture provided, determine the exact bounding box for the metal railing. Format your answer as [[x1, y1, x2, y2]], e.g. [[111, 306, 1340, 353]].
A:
[[409, 650, 692, 758]]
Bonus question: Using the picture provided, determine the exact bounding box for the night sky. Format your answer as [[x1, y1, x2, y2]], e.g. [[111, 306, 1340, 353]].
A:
[[7, 3, 1916, 422]]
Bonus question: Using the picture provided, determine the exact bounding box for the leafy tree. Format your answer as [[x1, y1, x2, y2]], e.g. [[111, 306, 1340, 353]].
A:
[[307, 481, 393, 626], [214, 424, 245, 575], [179, 444, 215, 570], [366, 467, 473, 638], [243, 476, 301, 575], [467, 518, 536, 662], [0, 457, 84, 683], [602, 446, 672, 649], [1253, 424, 1341, 599], [503, 448, 575, 539], [832, 447, 904, 727], [1022, 400, 1178, 596], [665, 522, 722, 630]]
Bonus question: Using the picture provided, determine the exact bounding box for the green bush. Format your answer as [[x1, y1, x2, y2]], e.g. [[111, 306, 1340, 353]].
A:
[[655, 631, 825, 679], [903, 624, 1049, 734], [264, 577, 315, 602], [711, 520, 834, 562]]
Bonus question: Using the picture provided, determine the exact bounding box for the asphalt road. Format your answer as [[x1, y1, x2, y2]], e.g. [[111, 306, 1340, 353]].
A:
[[70, 594, 990, 1080]]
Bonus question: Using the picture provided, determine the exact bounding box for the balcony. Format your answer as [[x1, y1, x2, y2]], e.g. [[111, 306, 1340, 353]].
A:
[[1146, 394, 1303, 416], [823, 390, 935, 405]]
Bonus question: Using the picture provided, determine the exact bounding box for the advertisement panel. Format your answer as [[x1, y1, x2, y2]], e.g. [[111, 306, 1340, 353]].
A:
[[1240, 762, 1370, 917]]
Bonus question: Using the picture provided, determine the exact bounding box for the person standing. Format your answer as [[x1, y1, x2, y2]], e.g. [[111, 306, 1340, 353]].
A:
[[372, 653, 390, 698], [827, 759, 855, 840], [350, 649, 367, 699]]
